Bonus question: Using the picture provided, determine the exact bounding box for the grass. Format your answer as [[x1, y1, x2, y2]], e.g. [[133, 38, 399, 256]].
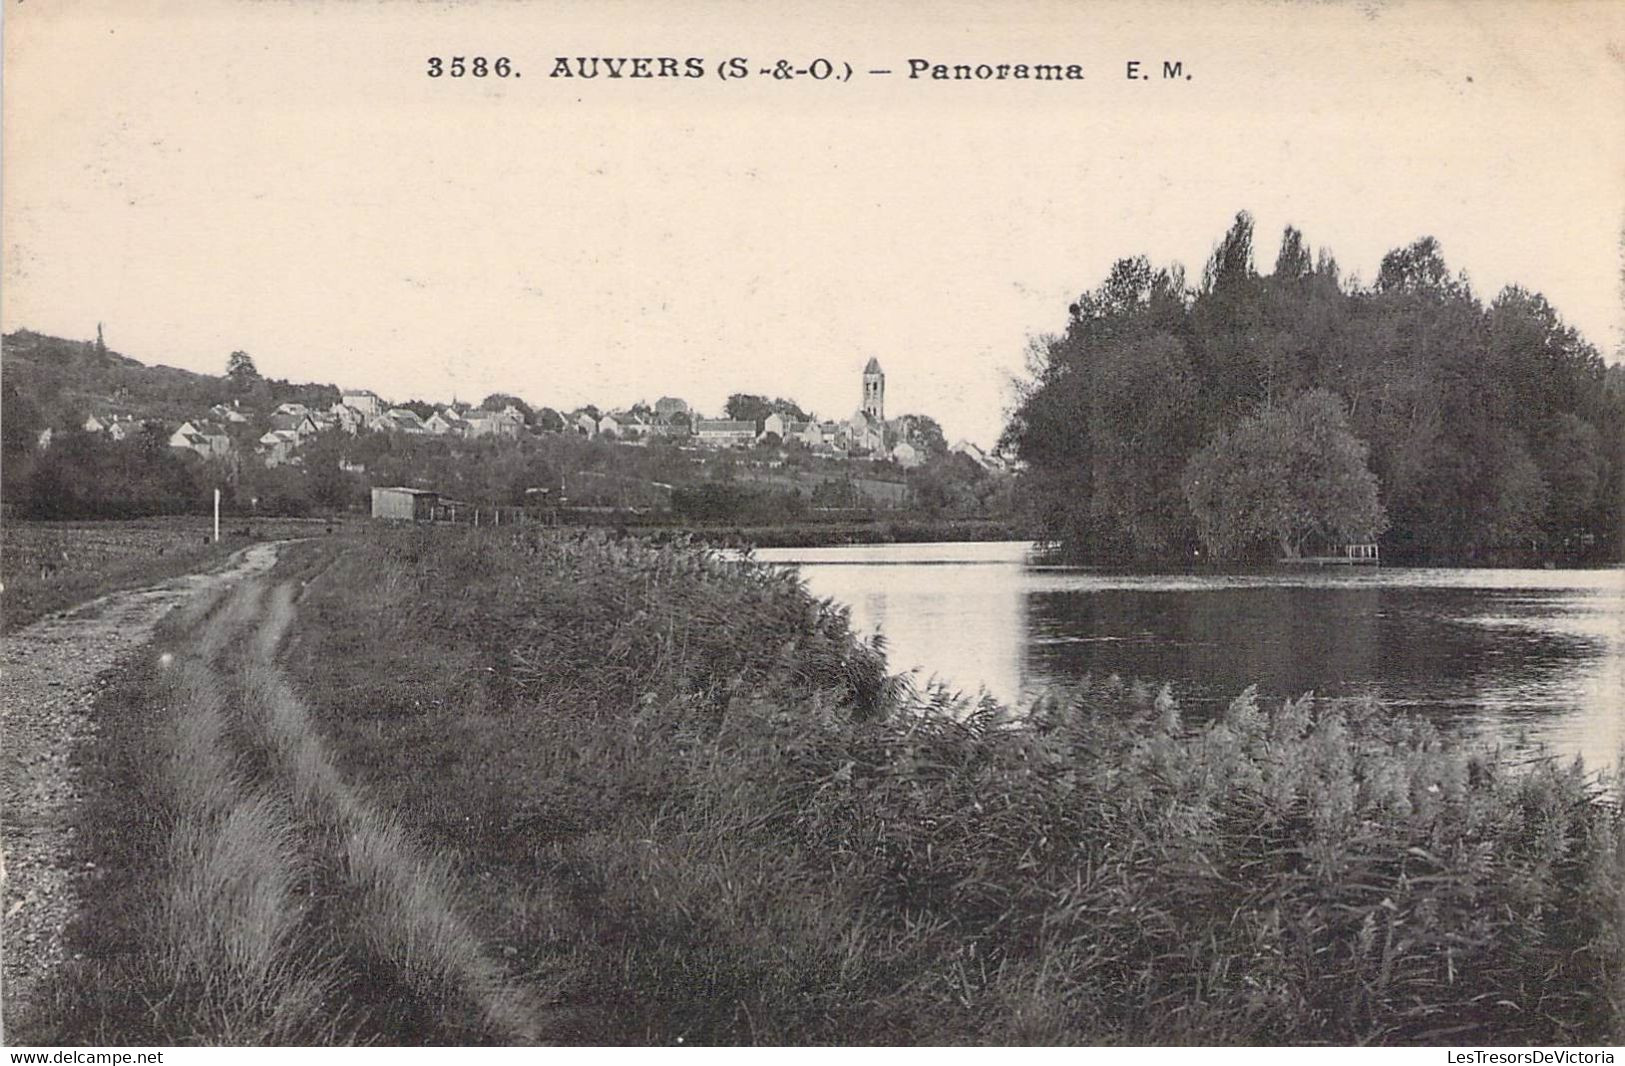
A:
[[259, 525, 1622, 1045], [23, 560, 539, 1046], [627, 516, 1030, 549], [19, 522, 1621, 1044]]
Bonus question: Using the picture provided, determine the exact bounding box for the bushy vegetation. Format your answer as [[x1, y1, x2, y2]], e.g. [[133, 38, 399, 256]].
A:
[[263, 527, 1621, 1045], [1004, 214, 1624, 564], [11, 426, 222, 519]]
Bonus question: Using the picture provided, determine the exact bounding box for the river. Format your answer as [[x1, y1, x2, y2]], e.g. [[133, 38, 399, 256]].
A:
[[751, 541, 1625, 772]]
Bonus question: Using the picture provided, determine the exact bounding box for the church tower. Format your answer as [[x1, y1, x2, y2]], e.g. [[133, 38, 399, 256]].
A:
[[862, 357, 885, 422]]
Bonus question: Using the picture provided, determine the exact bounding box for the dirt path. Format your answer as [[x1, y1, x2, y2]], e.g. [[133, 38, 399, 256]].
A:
[[169, 578, 546, 1043], [0, 541, 286, 1036], [4, 542, 545, 1044]]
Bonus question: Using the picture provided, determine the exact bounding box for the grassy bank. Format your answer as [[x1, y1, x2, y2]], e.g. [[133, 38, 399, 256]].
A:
[[32, 525, 1622, 1044], [552, 512, 1028, 549], [239, 526, 1619, 1045], [646, 517, 1030, 549]]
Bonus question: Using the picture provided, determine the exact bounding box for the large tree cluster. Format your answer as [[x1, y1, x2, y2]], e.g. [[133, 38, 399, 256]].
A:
[[1003, 212, 1621, 563]]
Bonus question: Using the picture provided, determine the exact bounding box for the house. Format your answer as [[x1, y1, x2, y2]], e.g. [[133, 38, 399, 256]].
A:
[[169, 420, 233, 459], [371, 486, 438, 521], [785, 421, 821, 447], [86, 413, 141, 439], [342, 389, 383, 418], [600, 411, 653, 440], [172, 431, 214, 460], [951, 439, 1007, 472], [809, 421, 848, 455], [83, 412, 144, 438], [106, 415, 141, 442], [424, 409, 464, 436], [694, 419, 758, 448], [270, 411, 320, 440], [846, 410, 886, 454], [379, 408, 428, 434], [890, 441, 922, 468], [467, 406, 524, 438], [328, 403, 364, 434], [258, 429, 300, 467]]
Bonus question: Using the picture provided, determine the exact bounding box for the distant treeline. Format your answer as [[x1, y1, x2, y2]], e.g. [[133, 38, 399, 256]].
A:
[[1003, 212, 1624, 565]]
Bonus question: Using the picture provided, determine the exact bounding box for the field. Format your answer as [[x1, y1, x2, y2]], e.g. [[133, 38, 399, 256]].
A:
[[17, 524, 1625, 1045], [1, 517, 343, 632]]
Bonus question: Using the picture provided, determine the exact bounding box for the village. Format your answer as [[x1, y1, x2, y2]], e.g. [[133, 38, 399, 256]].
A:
[[65, 355, 1013, 513]]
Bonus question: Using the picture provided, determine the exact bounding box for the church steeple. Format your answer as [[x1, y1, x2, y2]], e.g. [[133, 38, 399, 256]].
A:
[[862, 358, 885, 422]]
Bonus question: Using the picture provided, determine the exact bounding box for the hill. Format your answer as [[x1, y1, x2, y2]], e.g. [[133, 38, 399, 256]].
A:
[[1, 329, 337, 436]]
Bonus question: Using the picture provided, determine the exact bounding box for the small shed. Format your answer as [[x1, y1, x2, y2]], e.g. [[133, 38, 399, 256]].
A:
[[371, 486, 439, 521]]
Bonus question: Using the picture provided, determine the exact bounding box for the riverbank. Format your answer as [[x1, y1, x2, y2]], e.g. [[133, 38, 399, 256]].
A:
[[590, 515, 1029, 549], [26, 525, 1624, 1044]]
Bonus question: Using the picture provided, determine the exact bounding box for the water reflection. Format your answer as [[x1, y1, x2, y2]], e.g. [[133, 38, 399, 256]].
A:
[[752, 542, 1625, 771]]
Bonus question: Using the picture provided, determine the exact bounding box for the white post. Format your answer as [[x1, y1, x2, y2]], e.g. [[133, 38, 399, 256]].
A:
[[214, 488, 221, 542]]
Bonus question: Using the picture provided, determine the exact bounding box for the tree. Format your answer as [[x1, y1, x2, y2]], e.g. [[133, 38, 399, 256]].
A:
[[305, 430, 359, 511], [1000, 213, 1615, 562], [1201, 210, 1256, 295], [1273, 225, 1313, 280], [481, 393, 534, 421], [1375, 237, 1462, 297], [1183, 389, 1387, 560], [1, 378, 41, 460], [769, 397, 811, 422], [135, 420, 168, 458], [1536, 414, 1606, 537], [1003, 254, 1194, 561], [226, 351, 260, 390], [724, 393, 774, 427], [911, 452, 986, 514], [896, 414, 948, 457]]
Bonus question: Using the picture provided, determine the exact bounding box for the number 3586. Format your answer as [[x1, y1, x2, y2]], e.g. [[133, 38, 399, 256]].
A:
[[427, 57, 516, 78]]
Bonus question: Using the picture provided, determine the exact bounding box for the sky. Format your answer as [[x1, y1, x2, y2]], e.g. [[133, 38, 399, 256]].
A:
[[4, 0, 1623, 447]]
